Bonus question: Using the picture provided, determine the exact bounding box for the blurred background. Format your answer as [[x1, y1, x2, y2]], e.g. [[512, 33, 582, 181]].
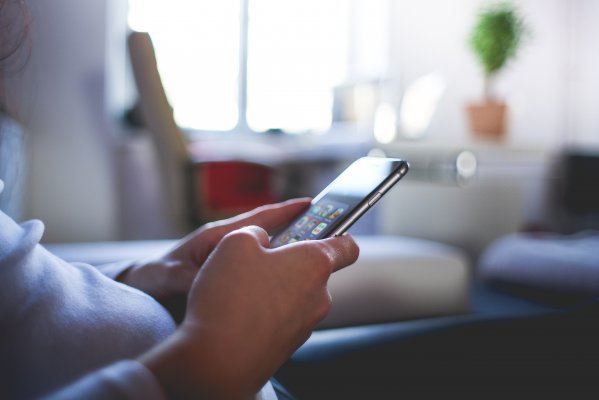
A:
[[3, 0, 598, 264]]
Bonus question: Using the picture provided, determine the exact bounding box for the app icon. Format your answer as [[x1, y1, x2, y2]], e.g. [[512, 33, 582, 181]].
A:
[[305, 218, 319, 231], [316, 204, 335, 217], [277, 231, 292, 243], [311, 222, 328, 236], [322, 204, 335, 217], [295, 216, 310, 228], [328, 208, 345, 220]]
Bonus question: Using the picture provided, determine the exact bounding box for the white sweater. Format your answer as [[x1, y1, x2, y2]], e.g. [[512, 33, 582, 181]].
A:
[[0, 181, 275, 399]]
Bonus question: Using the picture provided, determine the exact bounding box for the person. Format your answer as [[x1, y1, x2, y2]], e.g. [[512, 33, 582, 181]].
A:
[[0, 2, 359, 398], [0, 186, 358, 400]]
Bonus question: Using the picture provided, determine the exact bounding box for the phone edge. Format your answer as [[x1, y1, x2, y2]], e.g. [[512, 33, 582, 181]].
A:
[[327, 160, 409, 237]]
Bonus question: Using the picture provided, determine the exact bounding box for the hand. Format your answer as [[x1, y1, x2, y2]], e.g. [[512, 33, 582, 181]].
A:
[[139, 226, 359, 399], [118, 198, 312, 299]]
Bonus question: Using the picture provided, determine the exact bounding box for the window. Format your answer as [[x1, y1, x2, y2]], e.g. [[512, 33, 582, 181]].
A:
[[128, 0, 388, 134]]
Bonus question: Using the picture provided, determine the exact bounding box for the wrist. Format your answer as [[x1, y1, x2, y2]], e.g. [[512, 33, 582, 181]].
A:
[[113, 259, 144, 284], [139, 328, 258, 400]]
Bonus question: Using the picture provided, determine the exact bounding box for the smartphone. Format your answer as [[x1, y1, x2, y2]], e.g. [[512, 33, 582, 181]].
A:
[[270, 157, 409, 247]]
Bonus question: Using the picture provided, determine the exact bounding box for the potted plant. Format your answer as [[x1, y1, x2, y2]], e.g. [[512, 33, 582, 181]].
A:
[[467, 2, 529, 139]]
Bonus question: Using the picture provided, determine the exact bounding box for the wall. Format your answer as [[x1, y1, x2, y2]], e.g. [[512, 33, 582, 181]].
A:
[[6, 0, 598, 243], [379, 0, 599, 261], [569, 0, 599, 147], [378, 145, 557, 261], [8, 0, 125, 242], [387, 0, 597, 149]]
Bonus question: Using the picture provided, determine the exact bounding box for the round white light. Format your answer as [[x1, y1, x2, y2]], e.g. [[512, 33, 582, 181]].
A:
[[373, 102, 397, 144], [456, 151, 477, 180]]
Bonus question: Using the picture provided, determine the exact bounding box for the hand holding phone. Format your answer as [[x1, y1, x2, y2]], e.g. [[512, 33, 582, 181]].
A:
[[271, 157, 409, 247]]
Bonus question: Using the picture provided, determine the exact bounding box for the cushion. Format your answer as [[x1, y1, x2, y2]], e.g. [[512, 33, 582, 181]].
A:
[[479, 230, 599, 298], [320, 236, 470, 328], [46, 235, 471, 328]]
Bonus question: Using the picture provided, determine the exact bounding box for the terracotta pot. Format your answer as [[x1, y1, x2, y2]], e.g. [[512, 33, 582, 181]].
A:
[[466, 100, 507, 139]]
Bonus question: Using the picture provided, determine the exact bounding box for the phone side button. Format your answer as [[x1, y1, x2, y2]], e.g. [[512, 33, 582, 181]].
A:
[[368, 192, 382, 206]]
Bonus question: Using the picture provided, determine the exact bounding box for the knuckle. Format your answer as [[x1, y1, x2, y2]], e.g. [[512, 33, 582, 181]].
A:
[[220, 228, 263, 253], [191, 224, 223, 246], [294, 329, 313, 350], [165, 268, 184, 288], [196, 223, 217, 236], [314, 291, 333, 323], [223, 229, 254, 245], [310, 242, 336, 268], [344, 236, 360, 263], [308, 260, 333, 282], [311, 241, 334, 263]]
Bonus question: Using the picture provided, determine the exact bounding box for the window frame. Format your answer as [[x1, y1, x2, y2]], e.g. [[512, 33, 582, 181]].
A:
[[127, 0, 390, 138]]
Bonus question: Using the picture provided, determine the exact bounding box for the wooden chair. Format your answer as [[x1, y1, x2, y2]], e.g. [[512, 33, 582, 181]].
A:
[[127, 31, 279, 234]]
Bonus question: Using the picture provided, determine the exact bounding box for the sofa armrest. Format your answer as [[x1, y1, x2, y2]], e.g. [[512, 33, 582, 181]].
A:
[[321, 236, 470, 328], [46, 235, 471, 327]]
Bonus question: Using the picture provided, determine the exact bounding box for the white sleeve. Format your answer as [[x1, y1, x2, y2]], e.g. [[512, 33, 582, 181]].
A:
[[94, 260, 134, 280], [43, 360, 167, 400], [44, 360, 278, 400]]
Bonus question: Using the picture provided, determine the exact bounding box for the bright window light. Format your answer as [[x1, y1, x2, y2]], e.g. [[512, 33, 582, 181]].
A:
[[128, 0, 388, 134], [128, 0, 240, 131], [373, 102, 397, 144], [246, 0, 349, 133], [399, 73, 446, 139]]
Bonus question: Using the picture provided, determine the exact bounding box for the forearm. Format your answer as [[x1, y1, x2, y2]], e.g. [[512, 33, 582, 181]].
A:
[[42, 360, 167, 400], [139, 329, 260, 400]]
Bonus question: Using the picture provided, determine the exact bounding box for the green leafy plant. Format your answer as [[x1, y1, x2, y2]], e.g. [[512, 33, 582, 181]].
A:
[[469, 2, 529, 101]]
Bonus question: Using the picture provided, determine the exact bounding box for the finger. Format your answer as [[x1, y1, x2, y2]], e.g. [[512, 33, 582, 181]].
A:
[[212, 198, 311, 235], [173, 199, 311, 270], [155, 259, 199, 292], [215, 225, 273, 258], [321, 235, 360, 272], [173, 263, 200, 292], [273, 234, 360, 273], [235, 225, 271, 248]]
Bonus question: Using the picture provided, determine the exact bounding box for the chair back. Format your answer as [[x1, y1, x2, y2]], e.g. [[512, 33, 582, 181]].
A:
[[127, 31, 188, 233], [128, 31, 281, 229]]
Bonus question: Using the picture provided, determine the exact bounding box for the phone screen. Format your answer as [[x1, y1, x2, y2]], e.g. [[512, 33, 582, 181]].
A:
[[271, 157, 408, 247]]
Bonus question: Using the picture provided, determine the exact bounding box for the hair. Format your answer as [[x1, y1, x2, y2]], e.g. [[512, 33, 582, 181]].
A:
[[0, 0, 31, 114], [0, 0, 30, 214]]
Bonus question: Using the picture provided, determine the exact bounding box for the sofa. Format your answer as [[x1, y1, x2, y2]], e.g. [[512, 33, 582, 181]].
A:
[[46, 231, 599, 398], [46, 235, 472, 329], [43, 150, 599, 397], [274, 150, 599, 398]]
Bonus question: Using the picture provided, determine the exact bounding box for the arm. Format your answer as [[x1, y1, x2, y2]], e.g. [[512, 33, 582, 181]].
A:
[[112, 198, 314, 299], [40, 199, 358, 400], [139, 227, 359, 399], [42, 360, 167, 400]]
